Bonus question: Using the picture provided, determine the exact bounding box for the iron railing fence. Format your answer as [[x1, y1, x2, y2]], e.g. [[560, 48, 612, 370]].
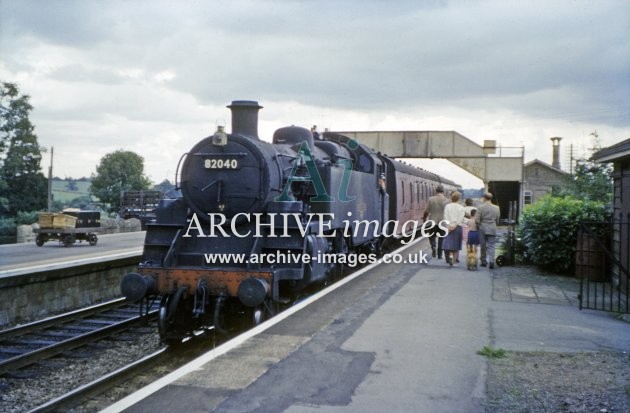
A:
[[577, 217, 629, 314]]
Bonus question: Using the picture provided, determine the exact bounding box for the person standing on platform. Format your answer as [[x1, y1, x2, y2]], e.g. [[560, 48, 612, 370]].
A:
[[462, 197, 476, 247], [466, 209, 480, 270], [442, 191, 466, 266], [426, 185, 448, 259], [464, 198, 476, 218], [477, 192, 501, 269]]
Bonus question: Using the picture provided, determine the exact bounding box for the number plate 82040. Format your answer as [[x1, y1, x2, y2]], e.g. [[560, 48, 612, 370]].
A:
[[204, 159, 239, 169]]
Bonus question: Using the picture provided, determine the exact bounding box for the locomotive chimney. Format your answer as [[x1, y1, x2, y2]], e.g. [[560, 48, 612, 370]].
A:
[[550, 137, 562, 170], [227, 100, 263, 139]]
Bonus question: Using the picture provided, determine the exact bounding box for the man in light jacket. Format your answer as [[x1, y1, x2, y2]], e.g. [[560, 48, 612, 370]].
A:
[[476, 192, 501, 268], [426, 185, 448, 259]]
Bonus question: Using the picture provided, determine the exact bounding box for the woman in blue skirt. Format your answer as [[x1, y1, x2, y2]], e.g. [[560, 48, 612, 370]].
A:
[[442, 191, 465, 266]]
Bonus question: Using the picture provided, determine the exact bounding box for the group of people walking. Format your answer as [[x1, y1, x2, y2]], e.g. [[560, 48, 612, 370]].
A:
[[425, 186, 500, 269]]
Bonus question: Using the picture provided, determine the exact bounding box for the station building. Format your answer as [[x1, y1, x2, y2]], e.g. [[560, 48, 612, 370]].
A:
[[592, 138, 630, 292], [521, 137, 568, 206]]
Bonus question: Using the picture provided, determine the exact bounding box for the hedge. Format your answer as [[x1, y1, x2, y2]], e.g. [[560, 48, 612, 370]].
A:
[[518, 195, 611, 273]]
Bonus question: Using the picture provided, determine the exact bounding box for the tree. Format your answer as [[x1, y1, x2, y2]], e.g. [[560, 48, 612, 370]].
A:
[[559, 132, 613, 203], [153, 178, 175, 193], [561, 160, 613, 203], [90, 150, 151, 210], [0, 82, 47, 216]]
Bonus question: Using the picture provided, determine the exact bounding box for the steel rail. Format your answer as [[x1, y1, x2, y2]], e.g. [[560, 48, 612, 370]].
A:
[[0, 309, 157, 375], [28, 326, 218, 412], [0, 297, 128, 341], [27, 348, 168, 413]]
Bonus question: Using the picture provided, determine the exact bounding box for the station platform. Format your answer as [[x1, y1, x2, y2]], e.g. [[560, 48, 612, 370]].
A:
[[0, 231, 146, 326], [0, 231, 145, 277], [104, 239, 630, 413]]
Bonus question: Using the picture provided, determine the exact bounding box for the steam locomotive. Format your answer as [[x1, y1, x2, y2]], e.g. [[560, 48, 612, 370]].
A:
[[121, 101, 459, 343]]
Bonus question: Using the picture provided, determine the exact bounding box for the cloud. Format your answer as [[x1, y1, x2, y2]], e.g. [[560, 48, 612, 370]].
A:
[[4, 1, 628, 118], [139, 0, 627, 126], [1, 0, 628, 187]]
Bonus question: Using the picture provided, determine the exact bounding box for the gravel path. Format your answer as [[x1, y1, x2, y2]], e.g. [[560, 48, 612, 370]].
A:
[[486, 264, 629, 412], [486, 351, 630, 412]]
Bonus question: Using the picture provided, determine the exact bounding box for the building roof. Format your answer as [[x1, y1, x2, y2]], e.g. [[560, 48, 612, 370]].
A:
[[591, 138, 630, 163], [523, 159, 568, 175]]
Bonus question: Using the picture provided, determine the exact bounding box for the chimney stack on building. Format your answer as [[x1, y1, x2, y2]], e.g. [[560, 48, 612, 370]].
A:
[[551, 137, 562, 170]]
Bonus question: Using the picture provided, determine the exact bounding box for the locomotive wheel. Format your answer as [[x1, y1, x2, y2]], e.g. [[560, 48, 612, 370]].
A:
[[213, 295, 229, 335], [35, 235, 46, 247], [158, 287, 188, 345], [158, 296, 170, 337], [88, 233, 98, 246], [213, 296, 246, 335], [252, 307, 265, 326], [252, 299, 276, 326], [158, 295, 176, 345]]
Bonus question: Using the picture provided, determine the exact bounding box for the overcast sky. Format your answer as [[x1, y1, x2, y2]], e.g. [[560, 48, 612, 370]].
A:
[[1, 0, 628, 188]]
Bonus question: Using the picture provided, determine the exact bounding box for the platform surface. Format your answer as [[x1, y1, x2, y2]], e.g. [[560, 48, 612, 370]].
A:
[[0, 231, 145, 276], [105, 242, 630, 413]]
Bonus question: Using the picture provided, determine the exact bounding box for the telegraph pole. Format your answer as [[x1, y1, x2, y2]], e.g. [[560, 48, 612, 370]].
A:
[[47, 147, 53, 211]]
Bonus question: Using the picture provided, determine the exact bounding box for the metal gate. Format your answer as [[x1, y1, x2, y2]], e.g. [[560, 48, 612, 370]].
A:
[[577, 219, 629, 313]]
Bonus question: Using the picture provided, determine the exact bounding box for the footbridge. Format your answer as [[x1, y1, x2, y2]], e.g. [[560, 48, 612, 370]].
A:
[[339, 130, 524, 218]]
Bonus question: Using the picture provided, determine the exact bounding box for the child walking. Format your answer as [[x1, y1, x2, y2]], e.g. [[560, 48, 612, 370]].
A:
[[466, 209, 480, 270]]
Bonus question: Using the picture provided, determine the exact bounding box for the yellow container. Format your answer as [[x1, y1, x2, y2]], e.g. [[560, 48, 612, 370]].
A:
[[38, 213, 55, 228], [52, 214, 77, 229]]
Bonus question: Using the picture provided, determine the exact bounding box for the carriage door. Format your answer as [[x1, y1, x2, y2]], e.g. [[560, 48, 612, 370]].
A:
[[378, 163, 389, 223]]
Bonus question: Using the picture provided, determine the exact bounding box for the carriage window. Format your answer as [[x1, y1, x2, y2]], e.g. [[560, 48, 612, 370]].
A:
[[409, 183, 413, 205]]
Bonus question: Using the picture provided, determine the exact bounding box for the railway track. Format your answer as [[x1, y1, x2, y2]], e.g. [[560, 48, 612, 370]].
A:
[[27, 347, 168, 413], [27, 328, 219, 412], [0, 298, 158, 377], [0, 296, 239, 412]]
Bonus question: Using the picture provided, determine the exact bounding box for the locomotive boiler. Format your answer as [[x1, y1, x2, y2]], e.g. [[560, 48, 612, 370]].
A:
[[121, 100, 458, 343]]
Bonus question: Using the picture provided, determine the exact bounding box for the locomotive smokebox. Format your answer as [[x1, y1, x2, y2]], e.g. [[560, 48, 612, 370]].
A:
[[228, 100, 263, 139]]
